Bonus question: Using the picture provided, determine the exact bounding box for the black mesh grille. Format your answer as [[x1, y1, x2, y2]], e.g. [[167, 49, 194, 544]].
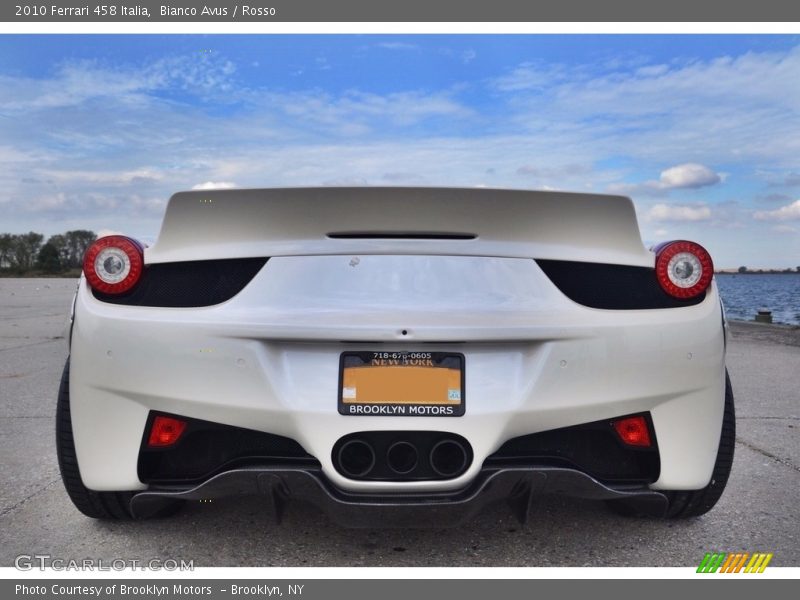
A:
[[93, 257, 267, 307], [138, 412, 317, 484], [536, 259, 705, 310], [486, 415, 660, 484]]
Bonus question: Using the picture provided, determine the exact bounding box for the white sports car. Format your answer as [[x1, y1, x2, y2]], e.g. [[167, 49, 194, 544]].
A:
[[58, 187, 734, 525]]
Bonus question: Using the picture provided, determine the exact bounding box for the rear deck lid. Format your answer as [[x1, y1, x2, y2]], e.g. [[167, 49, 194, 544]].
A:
[[146, 187, 652, 266]]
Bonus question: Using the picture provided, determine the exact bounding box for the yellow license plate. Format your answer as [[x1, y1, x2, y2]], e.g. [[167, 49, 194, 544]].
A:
[[338, 351, 465, 416]]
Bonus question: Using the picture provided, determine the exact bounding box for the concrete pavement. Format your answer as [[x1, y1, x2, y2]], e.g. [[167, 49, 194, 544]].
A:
[[1, 278, 797, 567]]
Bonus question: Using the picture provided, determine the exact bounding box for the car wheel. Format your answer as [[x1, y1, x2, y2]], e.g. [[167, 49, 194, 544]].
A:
[[607, 370, 735, 519], [56, 358, 183, 520]]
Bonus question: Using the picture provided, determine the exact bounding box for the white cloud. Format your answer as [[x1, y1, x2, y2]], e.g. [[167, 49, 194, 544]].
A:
[[192, 181, 237, 190], [521, 48, 800, 118], [376, 42, 418, 51], [635, 64, 670, 77], [646, 203, 712, 222], [462, 50, 477, 64], [609, 163, 721, 196], [0, 145, 53, 164], [40, 167, 164, 186], [516, 163, 591, 178], [269, 90, 472, 134], [496, 46, 800, 169], [320, 177, 369, 186], [0, 53, 237, 114], [22, 192, 68, 211], [753, 199, 800, 221], [381, 172, 426, 183], [658, 163, 721, 189], [771, 224, 797, 234], [492, 62, 566, 92], [127, 195, 167, 214]]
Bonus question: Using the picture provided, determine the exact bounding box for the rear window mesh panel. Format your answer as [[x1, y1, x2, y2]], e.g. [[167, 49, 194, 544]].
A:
[[92, 257, 267, 307], [536, 259, 705, 310]]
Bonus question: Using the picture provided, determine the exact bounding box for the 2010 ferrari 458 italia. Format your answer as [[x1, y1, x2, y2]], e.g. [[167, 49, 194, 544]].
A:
[[57, 187, 734, 525]]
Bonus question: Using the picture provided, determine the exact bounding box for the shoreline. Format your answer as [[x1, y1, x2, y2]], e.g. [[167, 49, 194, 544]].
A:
[[716, 271, 799, 275], [728, 319, 800, 347]]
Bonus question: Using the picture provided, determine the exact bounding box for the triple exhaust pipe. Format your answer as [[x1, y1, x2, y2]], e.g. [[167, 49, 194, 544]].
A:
[[334, 432, 472, 480]]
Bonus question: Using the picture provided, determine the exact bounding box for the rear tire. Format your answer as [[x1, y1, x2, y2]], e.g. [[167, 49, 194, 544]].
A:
[[56, 358, 182, 520], [608, 370, 735, 519]]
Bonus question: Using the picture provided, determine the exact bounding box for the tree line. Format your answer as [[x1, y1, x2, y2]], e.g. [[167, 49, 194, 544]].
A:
[[0, 230, 97, 275], [736, 266, 800, 274]]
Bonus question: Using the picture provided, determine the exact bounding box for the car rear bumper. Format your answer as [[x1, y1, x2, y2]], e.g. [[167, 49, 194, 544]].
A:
[[69, 255, 726, 494], [129, 465, 669, 527]]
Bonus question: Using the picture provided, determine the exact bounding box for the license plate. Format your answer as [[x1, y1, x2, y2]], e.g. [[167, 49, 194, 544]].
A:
[[338, 351, 465, 416]]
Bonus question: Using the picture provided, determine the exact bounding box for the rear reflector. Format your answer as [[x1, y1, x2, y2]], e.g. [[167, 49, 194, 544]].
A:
[[147, 416, 187, 447], [612, 416, 652, 447]]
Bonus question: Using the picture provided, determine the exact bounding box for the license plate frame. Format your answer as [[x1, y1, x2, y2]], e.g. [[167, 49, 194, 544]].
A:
[[338, 351, 465, 417]]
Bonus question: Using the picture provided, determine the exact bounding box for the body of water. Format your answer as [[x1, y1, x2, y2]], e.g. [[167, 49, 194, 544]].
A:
[[715, 273, 800, 325]]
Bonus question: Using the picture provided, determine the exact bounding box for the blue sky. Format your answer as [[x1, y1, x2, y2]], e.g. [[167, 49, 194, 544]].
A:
[[0, 34, 798, 268]]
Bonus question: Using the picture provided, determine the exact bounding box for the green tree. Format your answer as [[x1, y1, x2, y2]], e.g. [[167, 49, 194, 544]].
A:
[[737, 266, 748, 273], [0, 233, 14, 269], [64, 230, 97, 268], [36, 242, 62, 273], [47, 233, 70, 267], [12, 232, 44, 271]]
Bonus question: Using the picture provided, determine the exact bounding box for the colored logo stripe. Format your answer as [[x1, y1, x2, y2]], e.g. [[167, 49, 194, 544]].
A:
[[697, 552, 726, 573], [744, 553, 773, 573], [697, 552, 773, 573], [720, 553, 748, 573], [719, 553, 736, 573], [697, 553, 712, 573]]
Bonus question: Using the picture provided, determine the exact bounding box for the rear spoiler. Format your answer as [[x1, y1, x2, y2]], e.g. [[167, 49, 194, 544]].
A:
[[146, 187, 652, 267]]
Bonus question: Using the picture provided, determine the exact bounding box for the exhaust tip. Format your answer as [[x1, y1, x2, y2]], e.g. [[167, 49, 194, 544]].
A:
[[386, 441, 419, 475], [429, 439, 468, 478], [336, 439, 376, 478]]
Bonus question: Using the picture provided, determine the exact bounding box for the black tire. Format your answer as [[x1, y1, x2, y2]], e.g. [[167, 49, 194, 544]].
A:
[[608, 370, 735, 519], [56, 358, 183, 520]]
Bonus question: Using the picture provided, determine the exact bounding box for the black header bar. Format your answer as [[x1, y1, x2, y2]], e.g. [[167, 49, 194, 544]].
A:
[[2, 0, 799, 23]]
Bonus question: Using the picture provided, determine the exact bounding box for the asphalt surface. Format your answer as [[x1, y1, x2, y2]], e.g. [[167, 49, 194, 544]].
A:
[[1, 278, 798, 567]]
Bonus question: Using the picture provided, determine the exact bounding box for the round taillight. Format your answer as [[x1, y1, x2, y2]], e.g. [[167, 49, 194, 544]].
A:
[[83, 235, 144, 295], [654, 240, 714, 299]]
